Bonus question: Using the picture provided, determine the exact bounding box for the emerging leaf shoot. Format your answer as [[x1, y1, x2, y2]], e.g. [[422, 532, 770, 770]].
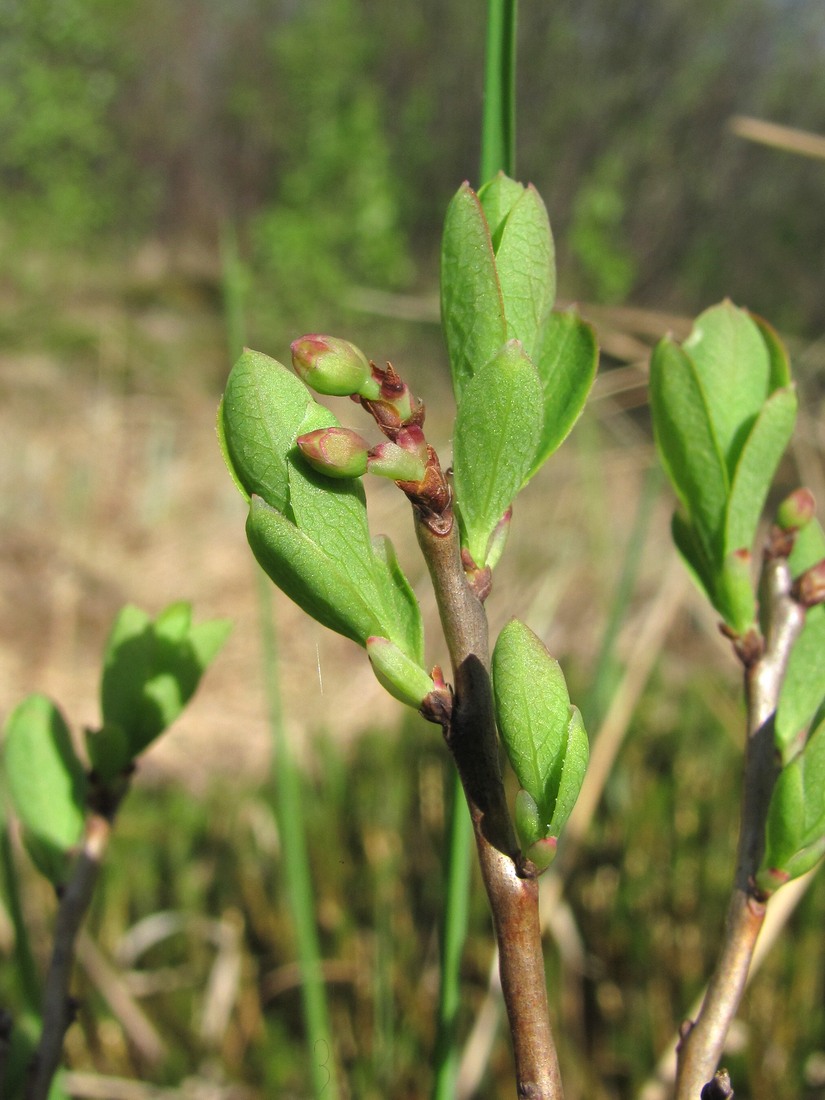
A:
[[492, 619, 589, 866]]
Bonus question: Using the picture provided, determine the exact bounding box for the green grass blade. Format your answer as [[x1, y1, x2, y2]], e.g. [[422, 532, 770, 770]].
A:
[[257, 575, 340, 1100], [480, 0, 518, 183], [432, 773, 473, 1100]]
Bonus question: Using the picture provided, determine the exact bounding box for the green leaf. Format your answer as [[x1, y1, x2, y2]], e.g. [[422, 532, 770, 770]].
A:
[[440, 182, 506, 400], [671, 510, 715, 606], [759, 714, 825, 890], [724, 386, 797, 556], [3, 695, 86, 885], [777, 520, 825, 758], [492, 619, 588, 839], [101, 603, 231, 758], [452, 341, 543, 567], [750, 312, 792, 391], [287, 457, 385, 613], [776, 605, 825, 759], [788, 517, 825, 578], [247, 495, 385, 646], [650, 335, 729, 560], [484, 182, 556, 361], [682, 302, 774, 474], [714, 550, 757, 635], [85, 723, 132, 784], [527, 309, 598, 480], [371, 535, 425, 665], [219, 350, 317, 511]]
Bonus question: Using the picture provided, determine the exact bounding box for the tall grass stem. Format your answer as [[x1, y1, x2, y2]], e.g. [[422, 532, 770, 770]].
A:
[[480, 0, 518, 183], [432, 775, 473, 1099]]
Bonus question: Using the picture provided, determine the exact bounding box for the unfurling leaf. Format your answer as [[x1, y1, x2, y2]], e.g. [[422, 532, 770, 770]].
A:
[[492, 619, 588, 861], [478, 175, 555, 362], [650, 301, 796, 632], [100, 602, 231, 760], [3, 695, 87, 885]]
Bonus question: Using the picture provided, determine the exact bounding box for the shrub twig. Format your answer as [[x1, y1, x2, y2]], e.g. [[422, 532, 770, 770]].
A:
[[416, 511, 564, 1099], [675, 551, 806, 1098], [27, 813, 112, 1100]]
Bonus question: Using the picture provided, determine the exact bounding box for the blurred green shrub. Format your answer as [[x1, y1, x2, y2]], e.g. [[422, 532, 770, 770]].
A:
[[0, 0, 154, 245]]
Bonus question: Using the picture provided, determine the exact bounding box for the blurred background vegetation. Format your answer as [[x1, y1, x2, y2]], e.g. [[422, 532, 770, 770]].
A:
[[1, 0, 824, 1097]]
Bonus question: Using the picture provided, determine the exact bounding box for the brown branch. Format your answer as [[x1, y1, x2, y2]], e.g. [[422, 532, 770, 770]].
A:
[[675, 554, 806, 1099], [416, 514, 564, 1099], [26, 814, 112, 1100]]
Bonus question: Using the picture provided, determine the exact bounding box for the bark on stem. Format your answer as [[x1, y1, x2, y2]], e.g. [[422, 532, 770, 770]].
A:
[[416, 515, 564, 1099], [26, 814, 112, 1100], [675, 556, 806, 1099]]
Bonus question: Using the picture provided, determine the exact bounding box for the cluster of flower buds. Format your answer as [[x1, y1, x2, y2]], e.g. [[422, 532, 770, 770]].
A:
[[291, 334, 451, 531], [769, 488, 825, 609]]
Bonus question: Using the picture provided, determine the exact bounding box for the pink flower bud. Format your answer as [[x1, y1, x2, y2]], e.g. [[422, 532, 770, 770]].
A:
[[296, 427, 369, 478], [776, 487, 816, 532], [291, 335, 381, 399]]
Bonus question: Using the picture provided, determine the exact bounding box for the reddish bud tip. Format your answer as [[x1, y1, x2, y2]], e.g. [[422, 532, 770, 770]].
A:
[[794, 557, 825, 608]]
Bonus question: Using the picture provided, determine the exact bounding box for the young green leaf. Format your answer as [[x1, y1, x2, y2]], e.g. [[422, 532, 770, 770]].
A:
[[452, 341, 543, 567], [714, 550, 757, 636], [750, 312, 792, 391], [481, 179, 556, 361], [649, 334, 729, 559], [101, 603, 231, 758], [440, 182, 507, 399], [492, 619, 589, 851], [527, 309, 598, 480], [724, 386, 797, 557], [3, 695, 87, 885], [287, 457, 387, 620], [682, 301, 774, 474], [671, 509, 715, 606], [758, 712, 825, 892]]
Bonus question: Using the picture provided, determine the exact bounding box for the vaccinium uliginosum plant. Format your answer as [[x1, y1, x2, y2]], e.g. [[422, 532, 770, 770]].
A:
[[650, 304, 825, 1097], [1, 603, 230, 1100], [219, 173, 597, 1095]]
